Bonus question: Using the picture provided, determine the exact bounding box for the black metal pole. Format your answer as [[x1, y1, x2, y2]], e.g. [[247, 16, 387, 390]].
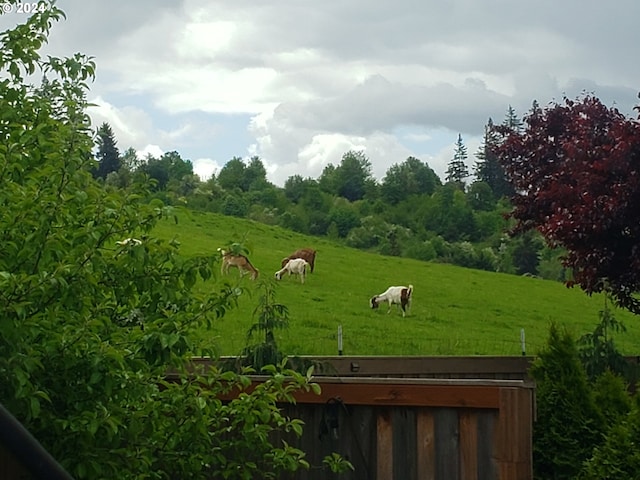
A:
[[0, 403, 74, 480]]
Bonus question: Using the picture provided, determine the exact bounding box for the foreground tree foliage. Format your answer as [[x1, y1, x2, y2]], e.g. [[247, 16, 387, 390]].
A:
[[580, 397, 640, 479], [493, 95, 640, 314], [0, 5, 334, 479], [530, 324, 605, 480], [532, 321, 640, 479]]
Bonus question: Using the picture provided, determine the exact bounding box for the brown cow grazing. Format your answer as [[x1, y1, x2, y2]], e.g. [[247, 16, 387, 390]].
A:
[[281, 248, 316, 273]]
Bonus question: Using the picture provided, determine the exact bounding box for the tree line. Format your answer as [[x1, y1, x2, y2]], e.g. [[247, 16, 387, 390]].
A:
[[92, 105, 558, 280]]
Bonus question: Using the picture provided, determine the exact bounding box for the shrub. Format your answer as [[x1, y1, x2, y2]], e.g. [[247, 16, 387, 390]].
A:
[[578, 298, 629, 382], [222, 193, 249, 217], [580, 400, 640, 480], [530, 323, 604, 480], [403, 240, 438, 262], [591, 370, 632, 427]]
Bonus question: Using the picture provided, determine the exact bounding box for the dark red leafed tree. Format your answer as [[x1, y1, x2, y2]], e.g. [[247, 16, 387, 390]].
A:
[[492, 95, 640, 314]]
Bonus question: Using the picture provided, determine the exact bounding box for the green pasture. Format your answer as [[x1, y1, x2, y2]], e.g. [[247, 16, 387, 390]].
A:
[[153, 208, 640, 357]]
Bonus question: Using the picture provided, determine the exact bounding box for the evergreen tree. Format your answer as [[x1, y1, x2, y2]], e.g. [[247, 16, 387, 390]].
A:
[[466, 181, 495, 211], [421, 183, 477, 241], [511, 230, 543, 275], [530, 99, 541, 114], [502, 104, 523, 132], [474, 118, 514, 198], [530, 323, 604, 480], [445, 133, 469, 188], [581, 394, 640, 479], [94, 122, 121, 179]]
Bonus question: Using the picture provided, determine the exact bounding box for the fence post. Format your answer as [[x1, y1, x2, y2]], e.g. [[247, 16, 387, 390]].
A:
[[338, 325, 343, 356], [520, 328, 526, 356]]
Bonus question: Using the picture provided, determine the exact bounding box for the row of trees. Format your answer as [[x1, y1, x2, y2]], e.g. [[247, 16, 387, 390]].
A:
[[94, 110, 519, 204], [93, 109, 556, 279]]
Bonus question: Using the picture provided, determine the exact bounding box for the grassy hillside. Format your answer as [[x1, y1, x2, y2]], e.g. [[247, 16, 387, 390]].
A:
[[152, 207, 640, 357]]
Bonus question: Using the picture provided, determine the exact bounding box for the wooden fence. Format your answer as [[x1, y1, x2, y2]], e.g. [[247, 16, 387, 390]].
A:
[[6, 355, 640, 478], [209, 356, 535, 480], [0, 357, 535, 480]]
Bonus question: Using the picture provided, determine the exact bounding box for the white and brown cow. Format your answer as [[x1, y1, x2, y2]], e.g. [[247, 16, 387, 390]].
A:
[[370, 285, 413, 317]]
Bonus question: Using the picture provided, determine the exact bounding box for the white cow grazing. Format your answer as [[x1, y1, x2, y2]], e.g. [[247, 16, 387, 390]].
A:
[[370, 285, 413, 317], [275, 258, 309, 284]]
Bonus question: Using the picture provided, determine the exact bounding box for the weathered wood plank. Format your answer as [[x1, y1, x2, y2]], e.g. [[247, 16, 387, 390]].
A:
[[209, 355, 536, 379], [416, 408, 435, 480], [477, 411, 498, 480], [459, 410, 478, 480], [347, 406, 376, 480], [393, 408, 417, 480], [310, 356, 535, 378], [218, 380, 504, 408], [494, 387, 533, 480], [435, 408, 460, 480], [377, 408, 393, 480]]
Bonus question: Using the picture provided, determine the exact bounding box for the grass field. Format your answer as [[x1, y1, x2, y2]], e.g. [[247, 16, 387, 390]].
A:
[[153, 207, 640, 357]]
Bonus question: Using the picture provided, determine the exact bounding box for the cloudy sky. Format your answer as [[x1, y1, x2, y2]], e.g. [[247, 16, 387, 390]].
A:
[[2, 1, 639, 186]]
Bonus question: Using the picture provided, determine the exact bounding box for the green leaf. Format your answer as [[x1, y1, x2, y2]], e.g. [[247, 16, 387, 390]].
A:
[[310, 383, 321, 396], [30, 396, 40, 419]]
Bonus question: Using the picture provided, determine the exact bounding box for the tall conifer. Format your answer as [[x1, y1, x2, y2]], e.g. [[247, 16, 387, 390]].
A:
[[503, 104, 523, 132], [445, 133, 469, 188], [94, 122, 121, 179], [474, 118, 514, 198]]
